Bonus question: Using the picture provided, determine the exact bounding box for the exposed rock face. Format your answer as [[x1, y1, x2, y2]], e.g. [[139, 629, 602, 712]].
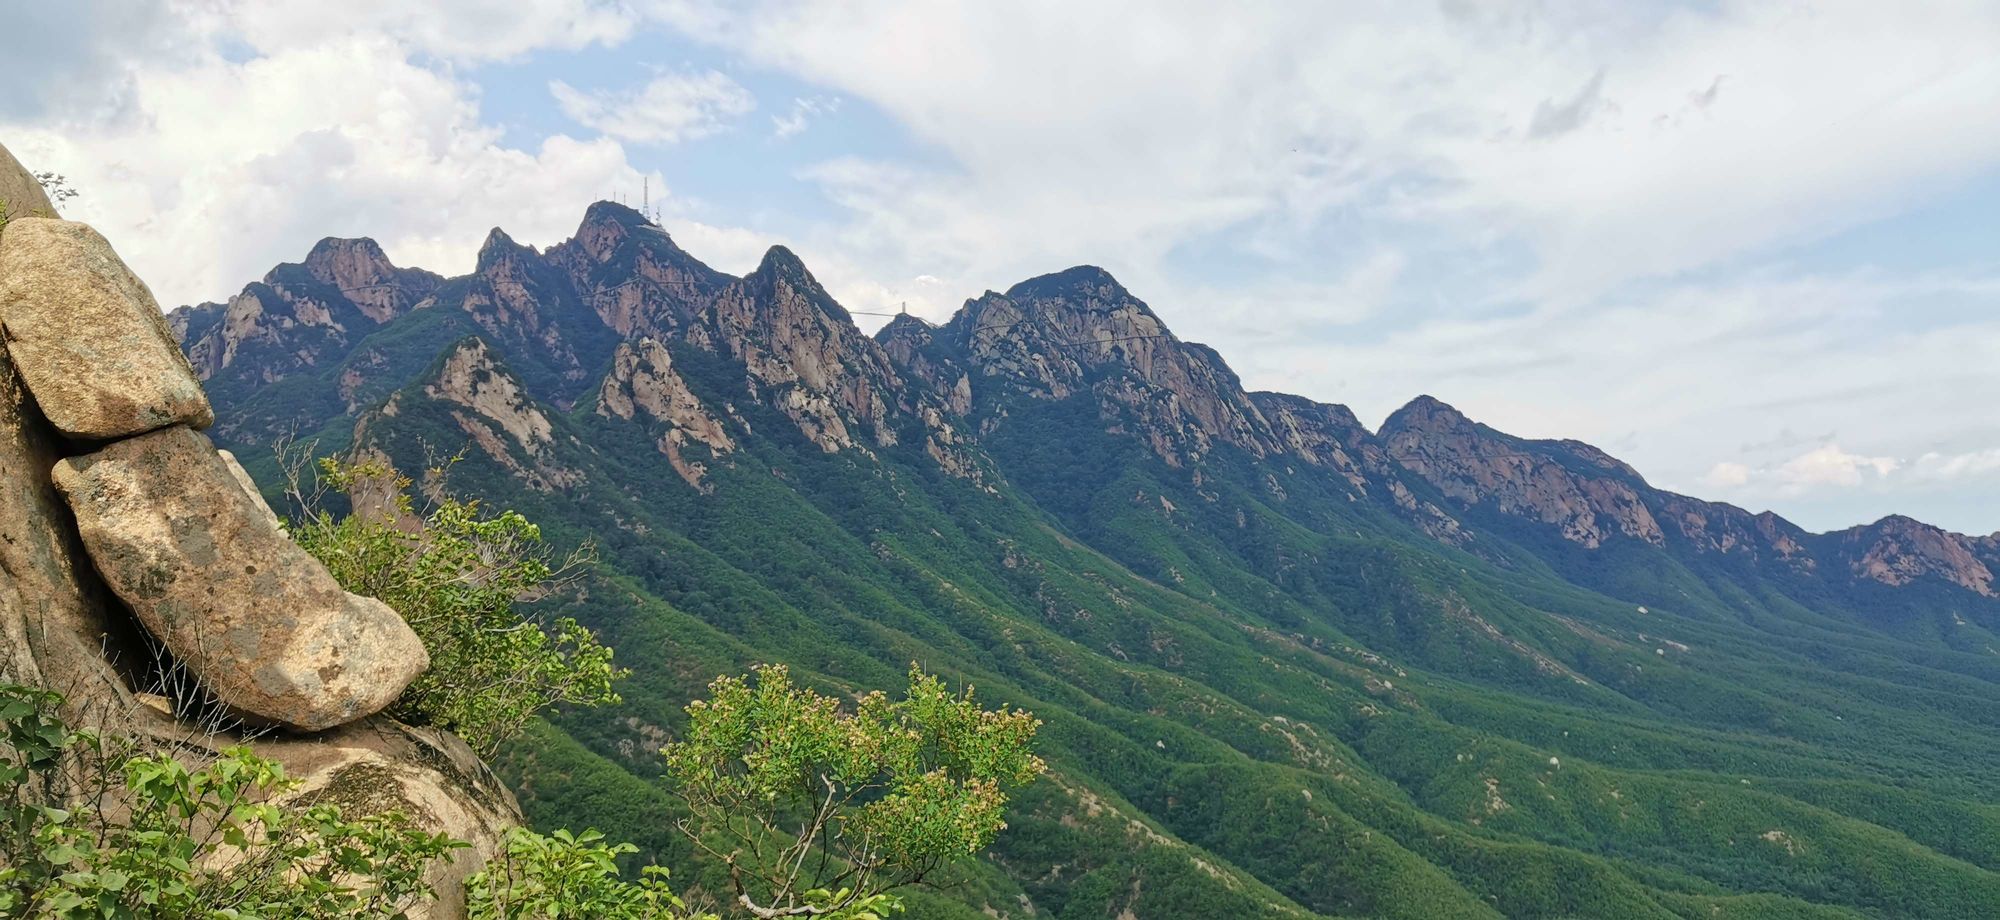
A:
[[53, 426, 429, 731], [299, 237, 438, 324], [170, 239, 441, 442], [1837, 515, 1996, 596], [406, 338, 580, 492], [546, 202, 731, 339], [159, 195, 2000, 616], [262, 720, 521, 920], [1381, 396, 1665, 550], [0, 344, 144, 703], [702, 247, 907, 453], [598, 337, 733, 488], [940, 269, 1276, 467], [0, 143, 55, 220], [0, 219, 214, 438], [218, 448, 282, 528]]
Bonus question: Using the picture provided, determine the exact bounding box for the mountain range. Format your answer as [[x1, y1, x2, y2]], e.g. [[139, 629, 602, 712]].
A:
[[171, 201, 2000, 919]]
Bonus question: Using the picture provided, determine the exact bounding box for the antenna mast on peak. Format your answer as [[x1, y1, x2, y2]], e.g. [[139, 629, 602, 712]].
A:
[[643, 177, 650, 223]]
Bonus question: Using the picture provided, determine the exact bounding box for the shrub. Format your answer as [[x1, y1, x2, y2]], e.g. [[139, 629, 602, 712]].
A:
[[466, 827, 715, 920], [0, 683, 462, 918], [288, 456, 624, 756]]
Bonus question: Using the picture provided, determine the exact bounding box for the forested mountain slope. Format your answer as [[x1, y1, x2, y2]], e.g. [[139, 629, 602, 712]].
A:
[[174, 202, 2000, 919]]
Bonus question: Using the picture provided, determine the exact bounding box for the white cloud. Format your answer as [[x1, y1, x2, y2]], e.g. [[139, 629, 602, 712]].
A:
[[206, 0, 639, 62], [2, 30, 655, 308], [653, 0, 2000, 308], [551, 71, 756, 146], [1776, 444, 1901, 491], [1701, 462, 1751, 489], [772, 95, 840, 139], [1912, 449, 2000, 481]]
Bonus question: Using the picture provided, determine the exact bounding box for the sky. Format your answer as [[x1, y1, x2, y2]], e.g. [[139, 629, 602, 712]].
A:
[[3, 0, 1998, 534]]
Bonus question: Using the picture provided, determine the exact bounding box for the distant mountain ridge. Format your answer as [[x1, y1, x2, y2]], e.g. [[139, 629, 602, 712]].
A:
[[171, 201, 1997, 609], [170, 200, 2000, 920]]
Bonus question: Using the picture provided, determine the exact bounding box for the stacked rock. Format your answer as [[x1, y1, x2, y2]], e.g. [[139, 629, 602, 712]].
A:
[[0, 202, 427, 732]]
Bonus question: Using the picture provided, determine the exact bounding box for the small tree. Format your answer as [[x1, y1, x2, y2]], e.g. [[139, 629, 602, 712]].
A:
[[664, 665, 1045, 919], [288, 455, 623, 756], [466, 827, 716, 920], [0, 684, 462, 918], [33, 172, 78, 206]]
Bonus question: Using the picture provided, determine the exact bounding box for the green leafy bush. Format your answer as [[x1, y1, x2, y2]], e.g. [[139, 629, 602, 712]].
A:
[[664, 664, 1045, 919], [0, 683, 462, 919], [467, 826, 714, 920], [289, 456, 623, 755]]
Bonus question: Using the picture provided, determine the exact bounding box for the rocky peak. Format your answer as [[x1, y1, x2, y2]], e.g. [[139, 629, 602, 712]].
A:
[[572, 201, 651, 260], [747, 246, 828, 304], [1837, 515, 1996, 596], [1380, 395, 1665, 549], [1380, 394, 1470, 438], [296, 237, 438, 324], [476, 227, 533, 274], [303, 236, 393, 285], [171, 236, 438, 390], [1250, 392, 1372, 477], [696, 245, 906, 453], [1002, 264, 1134, 307], [941, 270, 1275, 466], [545, 202, 731, 339]]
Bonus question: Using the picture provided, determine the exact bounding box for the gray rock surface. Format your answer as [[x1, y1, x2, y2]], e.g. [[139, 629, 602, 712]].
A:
[[0, 218, 213, 439], [53, 425, 427, 731]]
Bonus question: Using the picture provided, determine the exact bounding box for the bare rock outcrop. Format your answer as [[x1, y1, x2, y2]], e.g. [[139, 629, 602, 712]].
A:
[[0, 139, 517, 916], [0, 219, 214, 439], [53, 426, 429, 731], [0, 144, 55, 220], [1837, 515, 1996, 596], [1381, 395, 1664, 549], [261, 720, 520, 919], [0, 340, 146, 704], [599, 336, 734, 488]]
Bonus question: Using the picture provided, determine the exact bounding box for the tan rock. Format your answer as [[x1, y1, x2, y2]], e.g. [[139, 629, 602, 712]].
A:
[[0, 219, 213, 439], [254, 719, 522, 919], [0, 339, 147, 707], [0, 142, 56, 224], [52, 425, 427, 731], [217, 448, 282, 529]]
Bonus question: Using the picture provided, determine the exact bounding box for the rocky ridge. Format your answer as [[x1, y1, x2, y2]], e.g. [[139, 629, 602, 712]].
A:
[[167, 200, 1999, 615]]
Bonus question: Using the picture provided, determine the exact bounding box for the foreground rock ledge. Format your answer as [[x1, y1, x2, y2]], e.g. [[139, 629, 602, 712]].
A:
[[52, 425, 427, 731], [0, 218, 213, 439]]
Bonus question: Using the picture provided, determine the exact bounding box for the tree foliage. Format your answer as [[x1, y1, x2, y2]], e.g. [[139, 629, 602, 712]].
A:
[[664, 664, 1045, 919], [288, 455, 623, 756]]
